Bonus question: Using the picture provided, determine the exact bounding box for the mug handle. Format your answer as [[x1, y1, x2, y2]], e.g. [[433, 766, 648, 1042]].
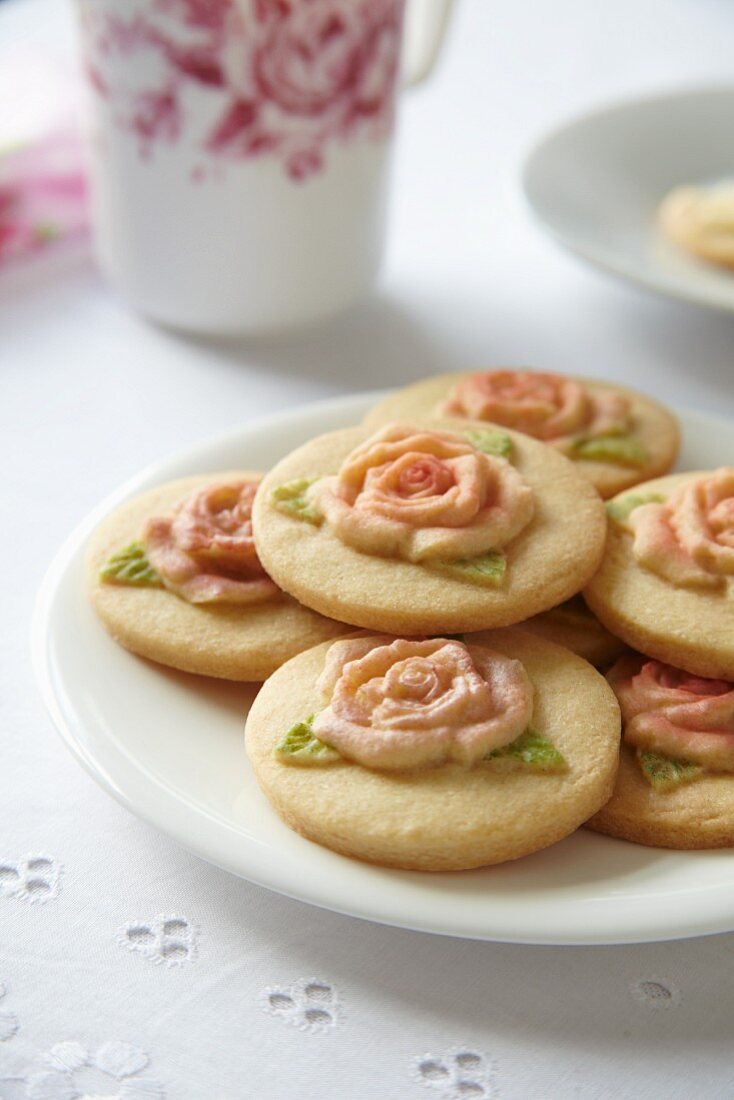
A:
[[402, 0, 456, 86]]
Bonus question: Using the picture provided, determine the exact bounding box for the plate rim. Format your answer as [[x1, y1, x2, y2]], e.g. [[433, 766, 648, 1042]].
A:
[[32, 391, 734, 946], [521, 83, 734, 314]]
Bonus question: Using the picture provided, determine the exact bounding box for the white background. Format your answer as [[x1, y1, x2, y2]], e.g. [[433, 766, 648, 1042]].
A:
[[3, 0, 734, 1097]]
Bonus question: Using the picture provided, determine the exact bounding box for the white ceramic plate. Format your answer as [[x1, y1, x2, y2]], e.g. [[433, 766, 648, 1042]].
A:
[[522, 86, 734, 312], [33, 392, 734, 945]]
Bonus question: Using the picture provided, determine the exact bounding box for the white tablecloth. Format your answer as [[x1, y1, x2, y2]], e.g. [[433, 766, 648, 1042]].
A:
[[3, 1, 734, 1097]]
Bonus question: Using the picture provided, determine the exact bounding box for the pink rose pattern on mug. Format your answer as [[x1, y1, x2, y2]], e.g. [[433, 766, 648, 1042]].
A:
[[80, 0, 404, 181]]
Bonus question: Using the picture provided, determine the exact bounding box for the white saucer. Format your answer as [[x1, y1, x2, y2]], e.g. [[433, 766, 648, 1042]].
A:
[[522, 86, 734, 312], [33, 391, 734, 945]]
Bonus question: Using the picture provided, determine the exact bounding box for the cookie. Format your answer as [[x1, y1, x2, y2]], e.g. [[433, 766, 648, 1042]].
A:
[[659, 181, 734, 270], [364, 370, 679, 499], [517, 595, 628, 668], [584, 469, 734, 679], [587, 653, 734, 848], [245, 629, 621, 870], [252, 421, 607, 635], [87, 473, 347, 681]]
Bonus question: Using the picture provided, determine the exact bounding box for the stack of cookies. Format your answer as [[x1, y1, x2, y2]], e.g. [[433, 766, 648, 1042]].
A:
[[87, 367, 734, 869]]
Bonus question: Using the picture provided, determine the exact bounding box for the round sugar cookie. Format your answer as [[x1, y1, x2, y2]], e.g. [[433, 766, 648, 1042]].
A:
[[587, 743, 734, 849], [252, 421, 607, 635], [364, 372, 679, 499], [516, 595, 628, 668], [587, 653, 734, 849], [87, 473, 347, 681], [584, 472, 734, 680], [245, 628, 622, 870], [659, 182, 734, 270]]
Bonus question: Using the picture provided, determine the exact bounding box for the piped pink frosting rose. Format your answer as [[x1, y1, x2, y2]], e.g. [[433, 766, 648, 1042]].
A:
[[440, 370, 630, 452], [144, 479, 278, 604], [312, 635, 534, 770], [309, 424, 534, 562], [628, 468, 734, 589], [608, 653, 734, 770]]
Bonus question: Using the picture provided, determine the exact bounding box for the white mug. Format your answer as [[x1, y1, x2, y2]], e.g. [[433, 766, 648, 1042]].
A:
[[77, 0, 453, 335]]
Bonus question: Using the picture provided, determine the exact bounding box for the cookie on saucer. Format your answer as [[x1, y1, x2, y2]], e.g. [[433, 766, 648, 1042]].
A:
[[87, 472, 346, 681], [364, 370, 679, 499], [587, 652, 734, 849], [252, 421, 607, 635], [584, 469, 734, 680], [659, 181, 734, 270], [246, 629, 621, 870]]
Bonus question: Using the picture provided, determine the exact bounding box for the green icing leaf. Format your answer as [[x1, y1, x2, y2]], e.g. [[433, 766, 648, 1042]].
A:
[[572, 433, 648, 467], [637, 750, 703, 791], [275, 715, 340, 766], [606, 492, 667, 524], [430, 550, 506, 585], [465, 429, 513, 458], [271, 477, 322, 524], [100, 541, 162, 587], [487, 728, 567, 772]]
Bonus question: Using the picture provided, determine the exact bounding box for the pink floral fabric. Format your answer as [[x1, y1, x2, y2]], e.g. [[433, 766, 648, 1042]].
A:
[[144, 478, 278, 603], [310, 424, 534, 562], [628, 468, 734, 589], [313, 635, 534, 770], [81, 0, 403, 180], [608, 653, 734, 770], [0, 129, 88, 267], [440, 370, 630, 453]]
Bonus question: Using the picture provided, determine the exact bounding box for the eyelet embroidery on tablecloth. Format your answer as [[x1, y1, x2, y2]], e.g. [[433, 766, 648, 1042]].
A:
[[260, 978, 340, 1035], [411, 1046, 494, 1099], [0, 984, 19, 1042], [630, 978, 682, 1009], [116, 916, 197, 968], [0, 856, 61, 904], [21, 1041, 165, 1100]]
